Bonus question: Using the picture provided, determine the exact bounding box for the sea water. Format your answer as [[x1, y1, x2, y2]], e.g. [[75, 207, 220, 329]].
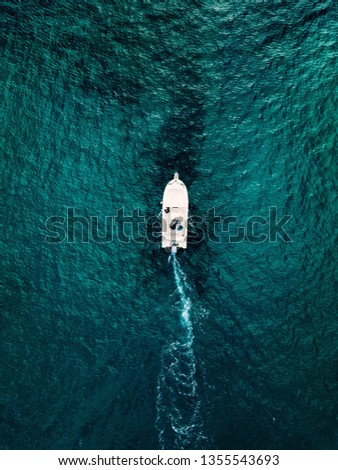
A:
[[1, 0, 337, 449]]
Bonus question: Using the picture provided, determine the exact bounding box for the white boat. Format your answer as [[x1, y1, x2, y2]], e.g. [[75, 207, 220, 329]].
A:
[[161, 172, 189, 254]]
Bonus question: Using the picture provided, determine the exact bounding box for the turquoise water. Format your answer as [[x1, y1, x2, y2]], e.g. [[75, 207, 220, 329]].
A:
[[1, 0, 337, 449]]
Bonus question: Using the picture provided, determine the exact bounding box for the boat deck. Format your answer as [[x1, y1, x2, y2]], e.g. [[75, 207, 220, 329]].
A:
[[162, 173, 188, 250]]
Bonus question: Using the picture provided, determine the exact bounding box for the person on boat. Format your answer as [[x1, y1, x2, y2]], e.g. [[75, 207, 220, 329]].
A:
[[170, 218, 179, 230]]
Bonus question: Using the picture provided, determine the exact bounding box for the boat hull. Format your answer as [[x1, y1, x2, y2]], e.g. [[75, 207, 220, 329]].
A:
[[161, 173, 189, 250]]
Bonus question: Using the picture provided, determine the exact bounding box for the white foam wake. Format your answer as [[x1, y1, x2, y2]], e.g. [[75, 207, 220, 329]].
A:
[[155, 255, 207, 449]]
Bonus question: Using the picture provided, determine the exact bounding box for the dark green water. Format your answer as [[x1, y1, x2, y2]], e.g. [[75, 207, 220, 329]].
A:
[[1, 0, 337, 450]]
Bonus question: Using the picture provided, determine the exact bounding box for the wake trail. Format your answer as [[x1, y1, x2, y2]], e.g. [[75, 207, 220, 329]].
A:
[[155, 254, 207, 449]]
